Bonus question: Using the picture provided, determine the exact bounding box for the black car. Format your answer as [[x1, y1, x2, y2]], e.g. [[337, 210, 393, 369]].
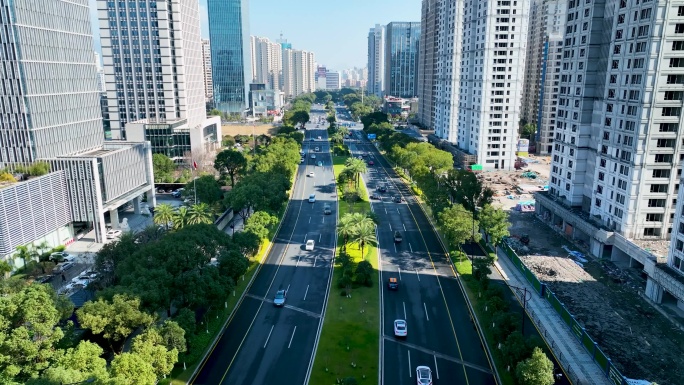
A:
[[377, 185, 387, 193], [394, 231, 403, 243], [393, 195, 402, 203]]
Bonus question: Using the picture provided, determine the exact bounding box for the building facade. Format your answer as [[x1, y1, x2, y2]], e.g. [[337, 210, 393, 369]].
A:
[[384, 22, 421, 98], [367, 24, 386, 97], [417, 0, 437, 129], [326, 71, 341, 90], [202, 39, 214, 103], [282, 49, 316, 98], [521, 0, 567, 155], [0, 0, 155, 253], [98, 0, 217, 161], [207, 0, 251, 113], [548, 0, 684, 240], [251, 36, 282, 90]]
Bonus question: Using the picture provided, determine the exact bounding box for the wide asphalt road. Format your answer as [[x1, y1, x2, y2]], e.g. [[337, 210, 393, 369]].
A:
[[191, 108, 337, 385], [345, 130, 497, 385]]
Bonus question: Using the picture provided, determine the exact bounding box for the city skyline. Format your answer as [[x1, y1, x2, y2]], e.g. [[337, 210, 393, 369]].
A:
[[88, 0, 420, 70]]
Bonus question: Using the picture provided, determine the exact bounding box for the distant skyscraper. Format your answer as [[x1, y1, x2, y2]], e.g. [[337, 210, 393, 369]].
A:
[[99, 0, 219, 161], [0, 0, 154, 248], [417, 1, 437, 129], [367, 24, 386, 97], [207, 0, 252, 114], [384, 22, 421, 98], [521, 0, 567, 155], [202, 39, 214, 103], [326, 71, 342, 90], [282, 49, 315, 98], [251, 36, 283, 90]]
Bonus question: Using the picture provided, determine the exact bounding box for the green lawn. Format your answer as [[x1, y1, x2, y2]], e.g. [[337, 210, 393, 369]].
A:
[[309, 155, 379, 385]]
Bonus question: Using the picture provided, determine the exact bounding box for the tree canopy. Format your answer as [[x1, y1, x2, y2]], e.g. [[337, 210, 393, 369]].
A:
[[214, 149, 247, 187]]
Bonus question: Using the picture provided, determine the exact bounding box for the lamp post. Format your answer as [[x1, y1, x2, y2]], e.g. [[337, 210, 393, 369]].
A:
[[504, 283, 532, 335]]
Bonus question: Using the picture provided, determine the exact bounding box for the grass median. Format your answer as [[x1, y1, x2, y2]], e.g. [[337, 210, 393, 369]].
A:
[[309, 155, 379, 385]]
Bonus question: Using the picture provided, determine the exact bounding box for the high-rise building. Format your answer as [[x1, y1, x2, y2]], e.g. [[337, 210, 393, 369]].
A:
[[282, 49, 316, 98], [99, 0, 220, 161], [202, 39, 214, 103], [417, 0, 438, 129], [0, 0, 155, 251], [207, 0, 252, 114], [544, 0, 684, 240], [417, 0, 528, 170], [326, 71, 341, 90], [367, 24, 386, 97], [251, 36, 283, 90], [521, 0, 567, 155], [384, 22, 421, 98]]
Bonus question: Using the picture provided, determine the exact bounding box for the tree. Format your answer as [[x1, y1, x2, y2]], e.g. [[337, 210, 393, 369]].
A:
[[222, 135, 236, 147], [520, 123, 537, 140], [14, 245, 32, 268], [76, 294, 154, 352], [516, 347, 555, 385], [152, 154, 175, 182], [214, 149, 247, 187], [218, 250, 250, 283], [243, 211, 278, 240], [184, 175, 223, 206], [188, 203, 214, 225], [479, 204, 510, 251], [354, 260, 373, 287], [0, 172, 16, 183], [130, 328, 178, 378], [173, 206, 191, 229], [443, 169, 493, 214], [500, 331, 532, 370], [110, 352, 157, 385], [0, 260, 11, 278], [438, 204, 480, 250], [344, 157, 368, 188], [289, 110, 310, 127], [351, 221, 377, 258], [38, 341, 109, 384], [153, 203, 176, 230]]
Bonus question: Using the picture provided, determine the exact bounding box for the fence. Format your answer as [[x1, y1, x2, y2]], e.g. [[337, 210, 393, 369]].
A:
[[500, 241, 628, 385]]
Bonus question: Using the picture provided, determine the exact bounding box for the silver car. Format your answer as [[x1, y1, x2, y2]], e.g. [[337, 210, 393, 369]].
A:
[[274, 290, 286, 307], [416, 366, 432, 385]]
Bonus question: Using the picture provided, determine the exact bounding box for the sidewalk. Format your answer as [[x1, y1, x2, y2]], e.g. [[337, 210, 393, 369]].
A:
[[494, 248, 612, 385]]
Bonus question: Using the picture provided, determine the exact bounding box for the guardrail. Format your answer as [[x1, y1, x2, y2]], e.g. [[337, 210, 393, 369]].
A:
[[500, 241, 628, 385]]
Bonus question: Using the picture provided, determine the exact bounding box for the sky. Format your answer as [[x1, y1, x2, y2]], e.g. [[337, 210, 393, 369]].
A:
[[89, 0, 421, 70]]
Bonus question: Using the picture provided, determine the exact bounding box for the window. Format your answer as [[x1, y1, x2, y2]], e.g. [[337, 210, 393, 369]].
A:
[[659, 123, 678, 132], [616, 193, 626, 204], [655, 154, 674, 163], [643, 228, 661, 236], [662, 107, 681, 116], [595, 198, 602, 207], [664, 91, 684, 100], [646, 213, 663, 222], [618, 179, 627, 190], [677, 24, 684, 33], [670, 58, 684, 67], [673, 41, 684, 50], [650, 184, 668, 193], [679, 6, 684, 16], [640, 8, 651, 19], [652, 169, 671, 178], [648, 199, 666, 207], [638, 25, 650, 37]]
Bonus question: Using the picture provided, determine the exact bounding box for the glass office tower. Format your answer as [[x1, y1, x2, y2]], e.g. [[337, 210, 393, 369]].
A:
[[384, 22, 421, 98], [207, 0, 252, 114]]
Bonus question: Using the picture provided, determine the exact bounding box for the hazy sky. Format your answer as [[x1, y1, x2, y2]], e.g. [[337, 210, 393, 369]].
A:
[[89, 0, 421, 70]]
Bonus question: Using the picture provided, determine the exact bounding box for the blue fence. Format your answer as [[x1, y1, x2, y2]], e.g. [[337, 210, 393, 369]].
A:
[[501, 241, 627, 385]]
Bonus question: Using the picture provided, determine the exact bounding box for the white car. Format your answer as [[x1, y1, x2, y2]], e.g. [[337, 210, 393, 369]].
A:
[[106, 229, 122, 239], [311, 154, 316, 159], [308, 172, 315, 178], [50, 252, 75, 262], [416, 366, 432, 385], [305, 240, 315, 251], [394, 319, 407, 338], [308, 194, 316, 203], [314, 146, 319, 152], [273, 290, 287, 306]]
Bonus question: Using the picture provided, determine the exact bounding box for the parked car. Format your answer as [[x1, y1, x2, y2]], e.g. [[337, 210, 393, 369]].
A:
[[387, 277, 399, 290], [305, 240, 315, 251], [56, 262, 74, 273], [273, 290, 287, 307], [416, 366, 432, 385], [50, 252, 74, 262], [171, 188, 184, 198], [394, 319, 407, 338], [106, 229, 122, 239]]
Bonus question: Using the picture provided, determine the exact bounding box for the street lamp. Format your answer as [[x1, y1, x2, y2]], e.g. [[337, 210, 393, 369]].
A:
[[497, 283, 532, 335]]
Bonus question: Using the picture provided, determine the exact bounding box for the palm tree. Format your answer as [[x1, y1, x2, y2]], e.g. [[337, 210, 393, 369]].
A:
[[337, 214, 357, 252], [351, 221, 377, 259], [188, 203, 214, 225], [330, 131, 344, 145], [345, 158, 368, 187], [153, 203, 176, 230], [14, 245, 31, 269], [173, 206, 190, 230]]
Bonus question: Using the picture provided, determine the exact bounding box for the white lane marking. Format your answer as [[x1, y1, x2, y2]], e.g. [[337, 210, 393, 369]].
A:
[[263, 325, 275, 348], [319, 234, 322, 242], [296, 255, 301, 267], [403, 302, 407, 319], [423, 303, 430, 321], [309, 217, 311, 223], [434, 355, 440, 379], [288, 326, 297, 348], [304, 285, 309, 300], [415, 269, 421, 281], [286, 284, 290, 293], [409, 243, 413, 253], [304, 234, 307, 242], [314, 255, 318, 266], [385, 207, 387, 214], [389, 223, 393, 231], [397, 208, 400, 214], [322, 217, 325, 223], [398, 267, 402, 280], [403, 224, 407, 231], [408, 350, 412, 377], [394, 243, 397, 253]]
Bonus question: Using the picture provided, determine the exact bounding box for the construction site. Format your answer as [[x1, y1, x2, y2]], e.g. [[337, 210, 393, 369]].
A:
[[486, 155, 684, 385]]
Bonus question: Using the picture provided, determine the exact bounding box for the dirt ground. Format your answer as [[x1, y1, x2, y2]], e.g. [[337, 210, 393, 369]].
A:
[[221, 123, 278, 138], [500, 209, 684, 384]]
